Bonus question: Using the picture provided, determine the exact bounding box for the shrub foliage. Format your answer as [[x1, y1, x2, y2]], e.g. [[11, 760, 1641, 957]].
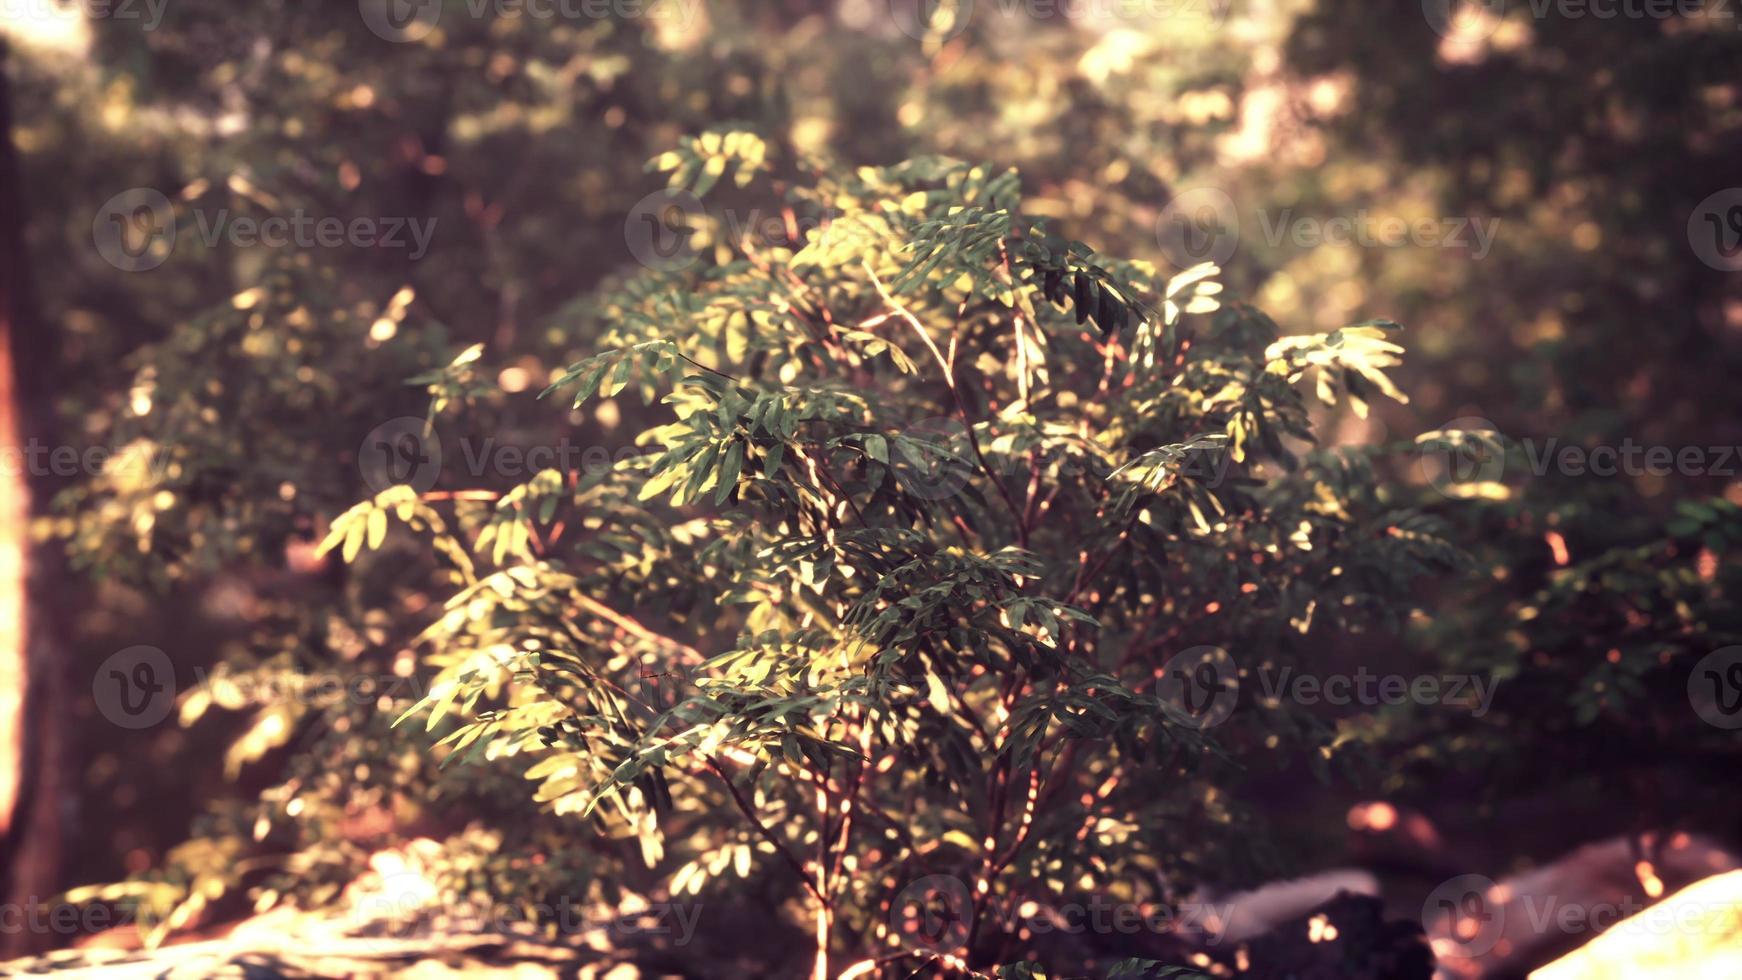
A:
[[309, 143, 1455, 975]]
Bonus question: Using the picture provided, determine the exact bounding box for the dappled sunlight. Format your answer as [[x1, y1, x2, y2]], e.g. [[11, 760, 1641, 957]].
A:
[[0, 2, 89, 55], [0, 2, 1736, 977]]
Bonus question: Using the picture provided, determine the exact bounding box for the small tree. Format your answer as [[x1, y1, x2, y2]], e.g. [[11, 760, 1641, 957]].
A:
[[322, 140, 1454, 978]]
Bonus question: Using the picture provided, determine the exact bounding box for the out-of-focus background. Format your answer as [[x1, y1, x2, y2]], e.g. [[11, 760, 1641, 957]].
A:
[[0, 1, 1739, 976]]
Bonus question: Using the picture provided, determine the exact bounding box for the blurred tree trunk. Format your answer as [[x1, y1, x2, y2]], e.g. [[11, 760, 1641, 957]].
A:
[[0, 39, 67, 959]]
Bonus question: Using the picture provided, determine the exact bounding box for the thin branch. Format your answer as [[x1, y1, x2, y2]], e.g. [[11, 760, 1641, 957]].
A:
[[706, 758, 825, 904], [574, 592, 706, 667], [1062, 505, 1144, 609], [866, 264, 1027, 543], [674, 349, 744, 385]]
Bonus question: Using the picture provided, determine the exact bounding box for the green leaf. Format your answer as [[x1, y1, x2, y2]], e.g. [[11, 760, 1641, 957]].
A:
[[864, 433, 888, 465], [716, 441, 745, 504]]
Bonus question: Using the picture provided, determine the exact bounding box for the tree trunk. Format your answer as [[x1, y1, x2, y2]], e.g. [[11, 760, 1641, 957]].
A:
[[0, 38, 67, 960]]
